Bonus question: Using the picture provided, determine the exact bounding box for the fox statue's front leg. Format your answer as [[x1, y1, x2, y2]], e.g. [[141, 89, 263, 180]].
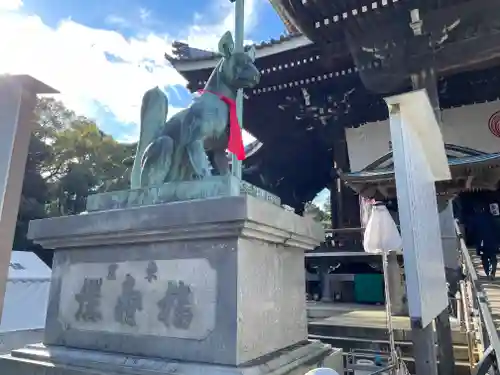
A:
[[186, 140, 211, 180], [178, 105, 214, 180], [211, 149, 230, 176], [206, 130, 230, 176]]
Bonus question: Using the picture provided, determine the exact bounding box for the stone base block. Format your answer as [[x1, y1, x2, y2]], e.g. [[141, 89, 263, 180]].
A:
[[28, 195, 324, 367], [0, 329, 44, 354], [85, 175, 281, 212], [0, 341, 343, 375]]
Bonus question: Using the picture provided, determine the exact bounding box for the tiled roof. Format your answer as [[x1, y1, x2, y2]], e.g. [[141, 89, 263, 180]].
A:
[[165, 32, 304, 63], [342, 152, 500, 183], [268, 0, 300, 34], [248, 32, 303, 49]]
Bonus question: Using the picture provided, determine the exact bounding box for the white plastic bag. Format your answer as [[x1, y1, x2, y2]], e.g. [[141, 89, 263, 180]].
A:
[[360, 197, 375, 228], [304, 368, 339, 375], [363, 203, 403, 254]]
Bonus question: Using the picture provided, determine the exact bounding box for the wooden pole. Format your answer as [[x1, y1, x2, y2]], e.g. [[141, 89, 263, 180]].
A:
[[0, 75, 57, 321], [385, 96, 444, 375], [412, 68, 456, 375]]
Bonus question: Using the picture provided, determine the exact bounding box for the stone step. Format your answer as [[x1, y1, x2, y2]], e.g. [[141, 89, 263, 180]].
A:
[[309, 334, 471, 361], [308, 321, 469, 345]]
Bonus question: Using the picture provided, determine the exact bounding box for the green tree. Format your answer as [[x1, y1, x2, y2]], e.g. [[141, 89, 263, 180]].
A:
[[304, 198, 332, 230], [304, 202, 327, 222], [46, 118, 133, 216], [14, 135, 50, 249], [15, 98, 134, 264], [13, 98, 68, 261], [322, 199, 332, 229]]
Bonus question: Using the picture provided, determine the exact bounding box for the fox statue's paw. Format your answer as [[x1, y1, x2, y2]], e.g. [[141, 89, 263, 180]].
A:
[[192, 169, 210, 180]]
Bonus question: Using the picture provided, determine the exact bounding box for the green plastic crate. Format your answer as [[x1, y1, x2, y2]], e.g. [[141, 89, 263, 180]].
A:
[[354, 274, 384, 304]]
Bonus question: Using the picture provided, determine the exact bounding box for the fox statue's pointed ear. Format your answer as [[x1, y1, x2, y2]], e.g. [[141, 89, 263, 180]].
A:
[[218, 31, 235, 57], [245, 45, 256, 62]]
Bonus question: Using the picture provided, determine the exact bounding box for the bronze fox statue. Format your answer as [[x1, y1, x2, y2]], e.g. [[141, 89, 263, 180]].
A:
[[130, 31, 260, 188]]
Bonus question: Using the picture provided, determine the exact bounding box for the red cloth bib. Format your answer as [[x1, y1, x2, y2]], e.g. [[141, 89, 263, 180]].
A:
[[198, 90, 245, 160]]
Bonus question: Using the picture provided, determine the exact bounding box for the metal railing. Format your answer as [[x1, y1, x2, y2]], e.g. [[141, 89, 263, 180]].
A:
[[455, 220, 500, 375]]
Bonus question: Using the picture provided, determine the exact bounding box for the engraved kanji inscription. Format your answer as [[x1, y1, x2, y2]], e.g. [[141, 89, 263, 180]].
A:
[[107, 264, 118, 280], [75, 278, 103, 322], [114, 274, 143, 326], [157, 281, 193, 330], [145, 261, 158, 283]]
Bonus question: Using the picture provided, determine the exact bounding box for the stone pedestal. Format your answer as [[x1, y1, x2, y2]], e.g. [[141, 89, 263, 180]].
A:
[[0, 195, 339, 374], [0, 341, 343, 375], [86, 175, 281, 212]]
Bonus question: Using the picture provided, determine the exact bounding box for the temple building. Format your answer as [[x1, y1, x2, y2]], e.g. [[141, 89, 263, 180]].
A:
[[148, 5, 500, 371], [168, 2, 500, 216], [166, 0, 500, 307]]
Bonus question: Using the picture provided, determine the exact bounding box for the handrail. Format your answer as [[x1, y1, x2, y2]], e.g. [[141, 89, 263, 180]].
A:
[[455, 220, 500, 364]]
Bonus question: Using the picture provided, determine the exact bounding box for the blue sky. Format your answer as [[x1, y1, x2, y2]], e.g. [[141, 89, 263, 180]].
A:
[[0, 0, 286, 142], [0, 0, 329, 206]]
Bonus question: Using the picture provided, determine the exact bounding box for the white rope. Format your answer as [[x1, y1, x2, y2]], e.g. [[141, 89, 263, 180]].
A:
[[382, 251, 398, 369]]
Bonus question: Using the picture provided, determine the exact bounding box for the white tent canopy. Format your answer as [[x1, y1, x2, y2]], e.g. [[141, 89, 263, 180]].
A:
[[1, 251, 51, 332]]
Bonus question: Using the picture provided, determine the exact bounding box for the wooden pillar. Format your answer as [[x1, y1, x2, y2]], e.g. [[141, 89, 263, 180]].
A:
[[320, 263, 332, 302], [0, 76, 57, 321], [386, 251, 408, 316], [411, 68, 456, 375], [329, 182, 340, 234], [331, 121, 360, 230]]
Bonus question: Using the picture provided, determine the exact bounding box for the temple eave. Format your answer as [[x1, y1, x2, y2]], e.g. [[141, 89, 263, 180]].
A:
[[342, 162, 500, 199]]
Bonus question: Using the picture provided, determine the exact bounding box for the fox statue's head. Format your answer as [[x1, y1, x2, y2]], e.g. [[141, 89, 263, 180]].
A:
[[216, 31, 260, 90]]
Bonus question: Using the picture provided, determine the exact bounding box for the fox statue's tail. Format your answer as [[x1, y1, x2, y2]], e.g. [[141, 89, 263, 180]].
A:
[[130, 87, 169, 189]]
